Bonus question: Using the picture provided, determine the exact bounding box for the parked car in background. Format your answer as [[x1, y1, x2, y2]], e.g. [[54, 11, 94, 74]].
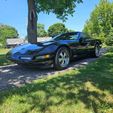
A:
[[6, 32, 102, 70]]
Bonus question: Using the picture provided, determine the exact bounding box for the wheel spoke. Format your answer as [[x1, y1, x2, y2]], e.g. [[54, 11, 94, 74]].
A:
[[61, 60, 65, 65], [59, 58, 63, 63], [60, 52, 64, 57]]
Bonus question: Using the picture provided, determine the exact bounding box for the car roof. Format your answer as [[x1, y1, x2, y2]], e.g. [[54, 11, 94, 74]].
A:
[[61, 31, 82, 35], [52, 31, 82, 39]]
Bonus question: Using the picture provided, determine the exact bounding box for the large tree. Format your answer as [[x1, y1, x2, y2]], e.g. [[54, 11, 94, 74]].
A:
[[27, 0, 83, 43], [83, 0, 113, 43], [0, 24, 18, 47]]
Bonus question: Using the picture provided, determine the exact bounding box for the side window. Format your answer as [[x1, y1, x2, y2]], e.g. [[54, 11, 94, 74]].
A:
[[67, 33, 79, 40], [56, 33, 79, 40], [57, 34, 67, 40], [68, 34, 77, 40]]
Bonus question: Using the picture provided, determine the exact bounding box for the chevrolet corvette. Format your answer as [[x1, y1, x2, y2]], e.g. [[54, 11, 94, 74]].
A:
[[6, 32, 102, 70]]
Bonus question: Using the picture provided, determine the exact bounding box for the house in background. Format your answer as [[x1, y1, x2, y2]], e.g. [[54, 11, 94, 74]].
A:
[[6, 37, 52, 48], [6, 38, 25, 48]]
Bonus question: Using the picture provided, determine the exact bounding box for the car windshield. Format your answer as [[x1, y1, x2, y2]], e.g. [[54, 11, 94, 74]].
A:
[[51, 32, 79, 41]]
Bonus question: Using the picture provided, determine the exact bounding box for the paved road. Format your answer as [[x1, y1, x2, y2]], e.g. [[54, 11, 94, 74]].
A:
[[0, 48, 107, 91]]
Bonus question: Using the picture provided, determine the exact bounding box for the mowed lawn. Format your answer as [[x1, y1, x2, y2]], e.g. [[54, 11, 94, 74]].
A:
[[0, 48, 13, 66], [0, 48, 113, 113], [0, 48, 10, 54]]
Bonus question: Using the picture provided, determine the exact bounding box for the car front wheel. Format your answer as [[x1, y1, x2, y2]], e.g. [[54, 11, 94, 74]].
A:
[[54, 47, 70, 70]]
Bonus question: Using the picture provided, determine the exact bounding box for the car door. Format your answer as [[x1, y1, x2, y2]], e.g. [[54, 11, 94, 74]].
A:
[[78, 33, 91, 56], [63, 32, 82, 56]]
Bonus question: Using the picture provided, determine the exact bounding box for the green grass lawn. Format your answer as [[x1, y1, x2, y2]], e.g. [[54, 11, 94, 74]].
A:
[[0, 48, 10, 55], [0, 49, 113, 113], [0, 48, 13, 66]]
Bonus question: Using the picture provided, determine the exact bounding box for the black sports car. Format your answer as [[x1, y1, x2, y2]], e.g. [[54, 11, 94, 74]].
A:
[[7, 32, 102, 70]]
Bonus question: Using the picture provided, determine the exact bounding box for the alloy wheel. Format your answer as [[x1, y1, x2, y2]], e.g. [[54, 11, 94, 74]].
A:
[[54, 47, 70, 70]]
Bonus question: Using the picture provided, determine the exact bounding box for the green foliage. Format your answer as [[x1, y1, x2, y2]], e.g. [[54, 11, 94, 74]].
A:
[[0, 48, 10, 55], [48, 23, 68, 36], [37, 23, 47, 37], [0, 24, 18, 47], [0, 54, 13, 66], [35, 0, 83, 21], [83, 0, 113, 45], [0, 48, 13, 66], [105, 29, 113, 46], [68, 29, 75, 32], [48, 23, 75, 36]]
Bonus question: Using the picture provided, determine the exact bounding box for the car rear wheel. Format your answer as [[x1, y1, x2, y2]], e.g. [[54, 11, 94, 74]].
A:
[[54, 47, 70, 70], [94, 44, 101, 57]]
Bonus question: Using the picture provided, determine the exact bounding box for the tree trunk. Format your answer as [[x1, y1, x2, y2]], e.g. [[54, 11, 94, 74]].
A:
[[27, 0, 37, 43]]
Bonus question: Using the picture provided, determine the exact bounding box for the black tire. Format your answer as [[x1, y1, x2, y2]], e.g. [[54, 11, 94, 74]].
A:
[[54, 47, 70, 70], [94, 44, 101, 58]]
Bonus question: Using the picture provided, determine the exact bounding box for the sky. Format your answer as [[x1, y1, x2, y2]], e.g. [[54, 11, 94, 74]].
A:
[[0, 0, 100, 38]]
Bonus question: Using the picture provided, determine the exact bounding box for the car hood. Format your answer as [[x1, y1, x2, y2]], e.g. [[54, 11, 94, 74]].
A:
[[11, 41, 55, 54], [11, 43, 43, 54]]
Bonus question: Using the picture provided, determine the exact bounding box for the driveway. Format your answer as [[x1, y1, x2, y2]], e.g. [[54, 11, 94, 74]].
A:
[[0, 48, 107, 91]]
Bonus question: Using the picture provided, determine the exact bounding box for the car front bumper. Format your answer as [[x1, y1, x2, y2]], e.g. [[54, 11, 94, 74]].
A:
[[6, 53, 54, 67]]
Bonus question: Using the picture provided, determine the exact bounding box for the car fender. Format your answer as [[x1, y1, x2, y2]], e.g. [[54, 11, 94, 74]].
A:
[[38, 44, 58, 56]]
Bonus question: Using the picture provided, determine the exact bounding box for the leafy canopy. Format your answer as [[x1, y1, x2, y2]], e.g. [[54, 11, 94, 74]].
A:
[[0, 24, 18, 47], [35, 0, 83, 21], [83, 0, 113, 44], [48, 23, 68, 36]]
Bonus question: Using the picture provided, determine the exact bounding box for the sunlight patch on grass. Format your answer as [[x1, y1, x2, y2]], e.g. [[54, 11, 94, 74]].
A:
[[0, 48, 10, 55]]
